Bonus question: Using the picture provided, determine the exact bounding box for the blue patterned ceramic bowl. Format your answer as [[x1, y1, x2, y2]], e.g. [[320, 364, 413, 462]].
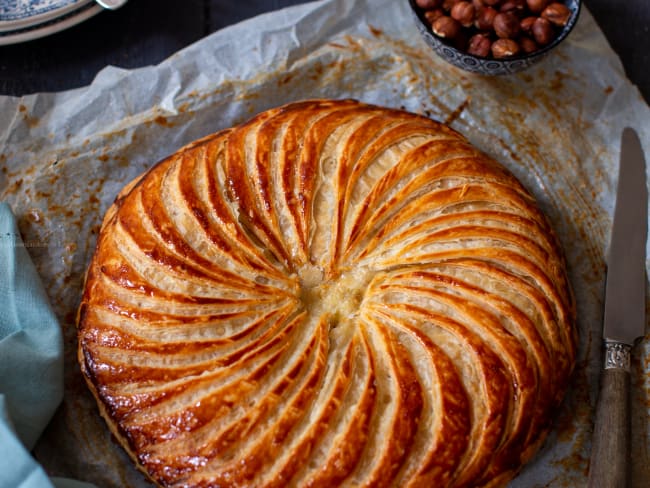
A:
[[408, 0, 581, 75]]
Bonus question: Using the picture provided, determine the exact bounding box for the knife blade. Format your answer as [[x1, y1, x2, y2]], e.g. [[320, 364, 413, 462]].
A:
[[588, 127, 647, 488]]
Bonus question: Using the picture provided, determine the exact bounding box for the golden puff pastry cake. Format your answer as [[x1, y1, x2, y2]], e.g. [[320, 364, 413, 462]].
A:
[[77, 99, 577, 487]]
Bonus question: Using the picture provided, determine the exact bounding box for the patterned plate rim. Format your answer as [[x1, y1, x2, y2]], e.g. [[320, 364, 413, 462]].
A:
[[0, 0, 90, 33], [0, 2, 102, 46]]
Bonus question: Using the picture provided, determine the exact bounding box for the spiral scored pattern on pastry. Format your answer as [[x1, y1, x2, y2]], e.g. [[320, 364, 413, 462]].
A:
[[77, 99, 577, 487]]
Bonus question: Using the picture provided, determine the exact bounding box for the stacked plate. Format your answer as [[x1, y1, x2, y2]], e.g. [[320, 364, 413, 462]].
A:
[[0, 0, 111, 45]]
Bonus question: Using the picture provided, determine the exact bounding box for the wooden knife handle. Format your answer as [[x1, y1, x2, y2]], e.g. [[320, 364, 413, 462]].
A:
[[588, 342, 631, 488]]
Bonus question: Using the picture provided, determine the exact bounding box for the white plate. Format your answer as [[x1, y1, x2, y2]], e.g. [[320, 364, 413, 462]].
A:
[[0, 1, 103, 45], [0, 0, 94, 32]]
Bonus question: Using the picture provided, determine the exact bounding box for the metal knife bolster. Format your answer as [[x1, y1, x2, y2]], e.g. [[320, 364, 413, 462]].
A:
[[603, 340, 632, 372]]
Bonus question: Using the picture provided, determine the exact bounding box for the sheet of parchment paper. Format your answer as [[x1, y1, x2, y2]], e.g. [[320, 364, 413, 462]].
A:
[[0, 0, 648, 486]]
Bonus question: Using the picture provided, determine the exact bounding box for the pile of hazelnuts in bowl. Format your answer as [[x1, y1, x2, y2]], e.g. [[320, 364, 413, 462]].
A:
[[408, 0, 580, 74]]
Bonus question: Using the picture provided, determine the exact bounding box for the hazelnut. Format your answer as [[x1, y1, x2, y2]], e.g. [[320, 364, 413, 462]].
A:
[[526, 0, 549, 14], [424, 8, 445, 24], [493, 12, 521, 38], [474, 6, 498, 30], [519, 36, 538, 53], [432, 15, 462, 39], [520, 16, 537, 34], [542, 2, 571, 26], [491, 38, 521, 58], [442, 0, 462, 10], [416, 0, 442, 8], [482, 0, 501, 5], [451, 1, 476, 27], [472, 0, 485, 8], [500, 0, 526, 14], [532, 16, 554, 45], [467, 33, 492, 57]]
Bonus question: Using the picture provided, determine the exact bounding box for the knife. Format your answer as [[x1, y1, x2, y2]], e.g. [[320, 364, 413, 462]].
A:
[[588, 127, 647, 488]]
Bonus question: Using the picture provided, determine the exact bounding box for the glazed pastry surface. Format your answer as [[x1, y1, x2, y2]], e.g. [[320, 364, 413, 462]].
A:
[[78, 99, 576, 488]]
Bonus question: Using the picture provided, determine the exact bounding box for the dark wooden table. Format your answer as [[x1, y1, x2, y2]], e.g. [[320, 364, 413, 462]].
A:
[[0, 0, 648, 102]]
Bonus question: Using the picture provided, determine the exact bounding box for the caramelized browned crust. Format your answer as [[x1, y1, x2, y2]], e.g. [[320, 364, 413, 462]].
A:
[[77, 99, 576, 488]]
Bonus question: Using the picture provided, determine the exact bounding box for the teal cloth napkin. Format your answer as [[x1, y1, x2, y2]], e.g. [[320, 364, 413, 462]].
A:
[[0, 203, 94, 488]]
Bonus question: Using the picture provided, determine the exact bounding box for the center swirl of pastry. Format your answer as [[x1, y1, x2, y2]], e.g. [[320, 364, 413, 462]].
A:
[[298, 264, 376, 326]]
